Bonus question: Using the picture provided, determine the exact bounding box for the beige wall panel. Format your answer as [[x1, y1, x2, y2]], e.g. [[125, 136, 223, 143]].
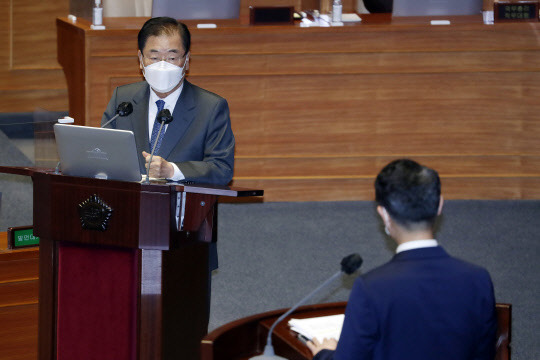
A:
[[88, 32, 141, 56], [58, 18, 540, 200], [231, 177, 540, 201], [189, 51, 540, 75], [94, 70, 540, 172], [188, 73, 539, 158], [232, 178, 376, 201], [230, 132, 537, 157], [440, 177, 540, 199], [520, 178, 540, 198], [0, 0, 8, 68], [233, 156, 540, 178], [191, 72, 540, 104], [223, 99, 526, 135], [0, 0, 68, 113], [11, 0, 69, 69], [0, 70, 69, 91], [0, 304, 38, 360], [191, 25, 540, 54], [0, 90, 68, 112], [87, 55, 141, 76]]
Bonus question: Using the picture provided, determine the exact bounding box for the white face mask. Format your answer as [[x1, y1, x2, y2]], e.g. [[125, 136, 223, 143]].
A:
[[141, 58, 188, 93]]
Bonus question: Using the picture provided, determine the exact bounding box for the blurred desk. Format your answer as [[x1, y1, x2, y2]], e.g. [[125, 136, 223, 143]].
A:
[[201, 301, 511, 360], [57, 15, 540, 201]]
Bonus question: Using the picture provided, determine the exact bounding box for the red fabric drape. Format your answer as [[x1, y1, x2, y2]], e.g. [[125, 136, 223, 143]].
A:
[[57, 244, 139, 360]]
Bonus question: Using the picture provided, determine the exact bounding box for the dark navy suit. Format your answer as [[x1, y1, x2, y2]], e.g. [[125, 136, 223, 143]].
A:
[[315, 246, 497, 360], [101, 80, 235, 272], [101, 80, 235, 186]]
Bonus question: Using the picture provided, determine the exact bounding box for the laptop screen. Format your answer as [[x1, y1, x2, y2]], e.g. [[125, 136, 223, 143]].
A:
[[54, 124, 142, 182], [392, 0, 483, 17]]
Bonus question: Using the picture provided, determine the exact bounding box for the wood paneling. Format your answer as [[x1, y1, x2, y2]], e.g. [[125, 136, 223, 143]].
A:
[[3, 6, 540, 201], [0, 281, 39, 307], [0, 232, 39, 360], [0, 257, 38, 284], [0, 304, 38, 360], [11, 0, 67, 69], [57, 15, 540, 201], [233, 156, 540, 178], [231, 177, 540, 202], [0, 0, 69, 113]]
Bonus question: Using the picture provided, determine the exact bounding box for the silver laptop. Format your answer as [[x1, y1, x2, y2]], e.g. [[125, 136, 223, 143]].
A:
[[54, 124, 142, 182], [152, 0, 240, 20], [393, 0, 482, 17]]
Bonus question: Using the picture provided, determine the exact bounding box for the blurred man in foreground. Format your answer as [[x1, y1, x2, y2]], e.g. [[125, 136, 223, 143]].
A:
[[308, 159, 497, 360]]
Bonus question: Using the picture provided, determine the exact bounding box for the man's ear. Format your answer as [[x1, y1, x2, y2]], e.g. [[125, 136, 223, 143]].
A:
[[437, 195, 444, 216], [377, 206, 390, 225]]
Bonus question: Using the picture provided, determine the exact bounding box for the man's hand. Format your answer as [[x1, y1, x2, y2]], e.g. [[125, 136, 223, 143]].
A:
[[306, 337, 338, 357], [142, 151, 174, 179]]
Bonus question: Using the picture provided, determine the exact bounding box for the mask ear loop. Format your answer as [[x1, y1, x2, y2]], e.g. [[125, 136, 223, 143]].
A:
[[181, 54, 190, 75], [139, 53, 146, 76], [382, 208, 391, 236]]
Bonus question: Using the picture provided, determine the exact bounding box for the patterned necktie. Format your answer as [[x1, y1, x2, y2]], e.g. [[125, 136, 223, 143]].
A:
[[149, 99, 166, 153]]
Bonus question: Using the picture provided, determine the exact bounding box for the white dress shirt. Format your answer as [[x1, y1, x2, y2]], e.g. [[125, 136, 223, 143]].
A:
[[148, 85, 185, 181]]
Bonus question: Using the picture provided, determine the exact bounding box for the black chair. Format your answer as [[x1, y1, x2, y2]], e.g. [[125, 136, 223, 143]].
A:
[[363, 0, 393, 13]]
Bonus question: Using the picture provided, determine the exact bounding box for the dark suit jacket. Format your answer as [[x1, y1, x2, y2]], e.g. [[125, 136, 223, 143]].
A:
[[101, 80, 235, 186], [363, 0, 393, 13], [315, 246, 497, 360], [101, 80, 235, 271]]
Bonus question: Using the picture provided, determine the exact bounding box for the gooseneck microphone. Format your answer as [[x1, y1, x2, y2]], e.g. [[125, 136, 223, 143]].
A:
[[249, 253, 363, 360], [144, 108, 173, 183], [101, 102, 133, 128]]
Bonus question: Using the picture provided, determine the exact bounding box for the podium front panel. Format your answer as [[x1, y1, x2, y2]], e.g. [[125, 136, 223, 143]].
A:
[[56, 243, 139, 360]]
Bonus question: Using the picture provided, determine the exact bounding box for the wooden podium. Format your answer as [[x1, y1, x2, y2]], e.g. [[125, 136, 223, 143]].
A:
[[0, 166, 262, 360], [201, 302, 512, 360]]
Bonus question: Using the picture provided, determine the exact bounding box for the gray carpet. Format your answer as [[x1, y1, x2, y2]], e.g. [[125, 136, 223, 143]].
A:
[[212, 200, 540, 360], [0, 130, 33, 231]]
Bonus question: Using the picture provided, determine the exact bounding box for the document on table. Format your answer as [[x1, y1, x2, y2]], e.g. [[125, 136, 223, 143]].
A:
[[288, 314, 344, 343], [342, 13, 362, 22]]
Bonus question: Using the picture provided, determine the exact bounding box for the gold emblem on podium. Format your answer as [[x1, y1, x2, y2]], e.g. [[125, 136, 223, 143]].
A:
[[78, 194, 113, 231]]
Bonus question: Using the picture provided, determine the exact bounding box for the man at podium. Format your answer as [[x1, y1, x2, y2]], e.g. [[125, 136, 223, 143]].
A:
[[308, 159, 497, 360], [101, 17, 235, 185]]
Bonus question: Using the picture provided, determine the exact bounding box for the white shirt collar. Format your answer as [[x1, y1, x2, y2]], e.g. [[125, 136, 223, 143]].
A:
[[149, 82, 184, 112], [396, 239, 438, 254]]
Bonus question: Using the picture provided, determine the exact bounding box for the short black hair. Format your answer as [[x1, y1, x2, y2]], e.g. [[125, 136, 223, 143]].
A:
[[138, 17, 191, 55], [375, 159, 441, 228]]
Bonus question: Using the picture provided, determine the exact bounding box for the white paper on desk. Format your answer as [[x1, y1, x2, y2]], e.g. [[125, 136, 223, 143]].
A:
[[342, 13, 362, 22], [288, 314, 344, 342]]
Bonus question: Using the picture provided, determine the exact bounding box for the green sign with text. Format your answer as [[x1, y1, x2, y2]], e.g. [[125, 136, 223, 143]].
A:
[[12, 228, 40, 248]]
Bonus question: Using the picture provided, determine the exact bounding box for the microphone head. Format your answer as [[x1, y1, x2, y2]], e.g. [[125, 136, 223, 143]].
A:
[[157, 109, 173, 124], [116, 102, 133, 116], [341, 253, 363, 274]]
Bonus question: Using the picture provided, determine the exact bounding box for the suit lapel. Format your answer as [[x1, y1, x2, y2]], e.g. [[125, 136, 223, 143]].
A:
[[158, 81, 196, 159]]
